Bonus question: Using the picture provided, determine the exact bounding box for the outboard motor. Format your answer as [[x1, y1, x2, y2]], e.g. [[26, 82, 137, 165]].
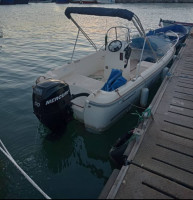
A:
[[32, 78, 73, 131]]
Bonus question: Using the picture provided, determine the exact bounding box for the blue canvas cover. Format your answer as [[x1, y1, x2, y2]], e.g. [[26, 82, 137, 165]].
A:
[[65, 7, 134, 21], [131, 35, 174, 57], [101, 69, 127, 92], [146, 24, 188, 42]]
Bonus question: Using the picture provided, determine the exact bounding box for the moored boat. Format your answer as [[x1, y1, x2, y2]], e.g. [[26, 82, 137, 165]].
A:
[[159, 18, 193, 33], [70, 0, 97, 3], [14, 0, 29, 3], [0, 0, 29, 4], [32, 7, 178, 133], [56, 0, 69, 3], [97, 0, 115, 3], [0, 0, 14, 4]]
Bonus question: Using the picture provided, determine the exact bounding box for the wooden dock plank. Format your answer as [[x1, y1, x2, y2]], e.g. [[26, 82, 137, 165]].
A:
[[174, 85, 193, 95], [173, 92, 193, 102], [163, 113, 193, 129], [155, 93, 193, 116], [115, 165, 193, 199], [176, 83, 193, 91], [132, 125, 193, 187], [170, 96, 193, 110], [154, 114, 193, 148], [168, 105, 193, 118], [159, 117, 193, 141]]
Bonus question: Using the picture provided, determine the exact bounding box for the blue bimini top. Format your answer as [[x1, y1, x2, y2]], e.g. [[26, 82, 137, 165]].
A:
[[65, 7, 134, 21]]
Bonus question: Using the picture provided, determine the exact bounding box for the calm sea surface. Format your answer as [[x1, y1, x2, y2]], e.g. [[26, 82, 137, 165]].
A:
[[0, 2, 193, 199]]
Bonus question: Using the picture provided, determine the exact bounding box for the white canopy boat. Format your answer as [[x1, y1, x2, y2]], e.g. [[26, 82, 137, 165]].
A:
[[32, 7, 178, 133]]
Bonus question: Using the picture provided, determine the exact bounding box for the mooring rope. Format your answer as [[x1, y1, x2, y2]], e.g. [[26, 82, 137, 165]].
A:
[[0, 140, 51, 199]]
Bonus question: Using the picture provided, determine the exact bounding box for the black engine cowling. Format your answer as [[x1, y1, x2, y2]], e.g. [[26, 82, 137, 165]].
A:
[[32, 79, 72, 131]]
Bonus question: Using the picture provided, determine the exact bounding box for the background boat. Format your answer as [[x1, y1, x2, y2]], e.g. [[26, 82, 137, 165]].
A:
[[14, 0, 29, 3], [0, 0, 14, 4], [97, 0, 115, 3], [56, 0, 69, 3], [0, 0, 29, 4], [70, 0, 97, 3], [159, 18, 193, 32]]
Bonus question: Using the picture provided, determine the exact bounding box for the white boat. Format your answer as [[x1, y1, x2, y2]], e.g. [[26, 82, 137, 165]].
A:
[[32, 7, 178, 133], [97, 0, 115, 4]]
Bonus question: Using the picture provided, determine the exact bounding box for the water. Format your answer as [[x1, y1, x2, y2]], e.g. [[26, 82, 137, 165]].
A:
[[0, 2, 193, 199]]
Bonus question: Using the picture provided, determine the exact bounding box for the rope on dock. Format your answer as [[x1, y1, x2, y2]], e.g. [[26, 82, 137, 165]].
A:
[[0, 139, 51, 200]]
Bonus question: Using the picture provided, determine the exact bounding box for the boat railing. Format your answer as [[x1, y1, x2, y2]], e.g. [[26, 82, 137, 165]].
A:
[[71, 17, 98, 51], [135, 37, 147, 79], [70, 17, 98, 62]]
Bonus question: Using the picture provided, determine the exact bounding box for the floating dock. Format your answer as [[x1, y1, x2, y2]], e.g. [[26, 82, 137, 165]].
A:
[[99, 29, 193, 199]]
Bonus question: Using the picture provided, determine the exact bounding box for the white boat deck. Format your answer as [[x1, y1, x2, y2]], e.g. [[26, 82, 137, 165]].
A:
[[60, 59, 154, 112], [63, 59, 154, 95], [64, 73, 104, 94]]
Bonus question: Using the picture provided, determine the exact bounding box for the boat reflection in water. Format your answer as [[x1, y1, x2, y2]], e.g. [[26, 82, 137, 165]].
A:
[[41, 120, 113, 198]]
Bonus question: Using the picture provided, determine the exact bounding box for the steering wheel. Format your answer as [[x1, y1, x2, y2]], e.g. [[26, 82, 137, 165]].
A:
[[108, 40, 122, 52]]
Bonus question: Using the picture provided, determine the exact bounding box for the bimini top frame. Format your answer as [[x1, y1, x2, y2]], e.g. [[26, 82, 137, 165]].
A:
[[64, 7, 158, 61], [65, 7, 145, 37]]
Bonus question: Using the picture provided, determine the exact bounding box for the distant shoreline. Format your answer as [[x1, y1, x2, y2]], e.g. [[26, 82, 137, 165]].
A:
[[115, 0, 193, 2]]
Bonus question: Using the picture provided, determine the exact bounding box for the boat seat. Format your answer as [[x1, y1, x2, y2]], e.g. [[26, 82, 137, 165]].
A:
[[63, 73, 105, 110], [63, 73, 105, 93]]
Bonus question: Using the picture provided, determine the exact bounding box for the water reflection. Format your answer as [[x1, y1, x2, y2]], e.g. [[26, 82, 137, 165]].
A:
[[0, 161, 8, 199], [41, 120, 112, 178]]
